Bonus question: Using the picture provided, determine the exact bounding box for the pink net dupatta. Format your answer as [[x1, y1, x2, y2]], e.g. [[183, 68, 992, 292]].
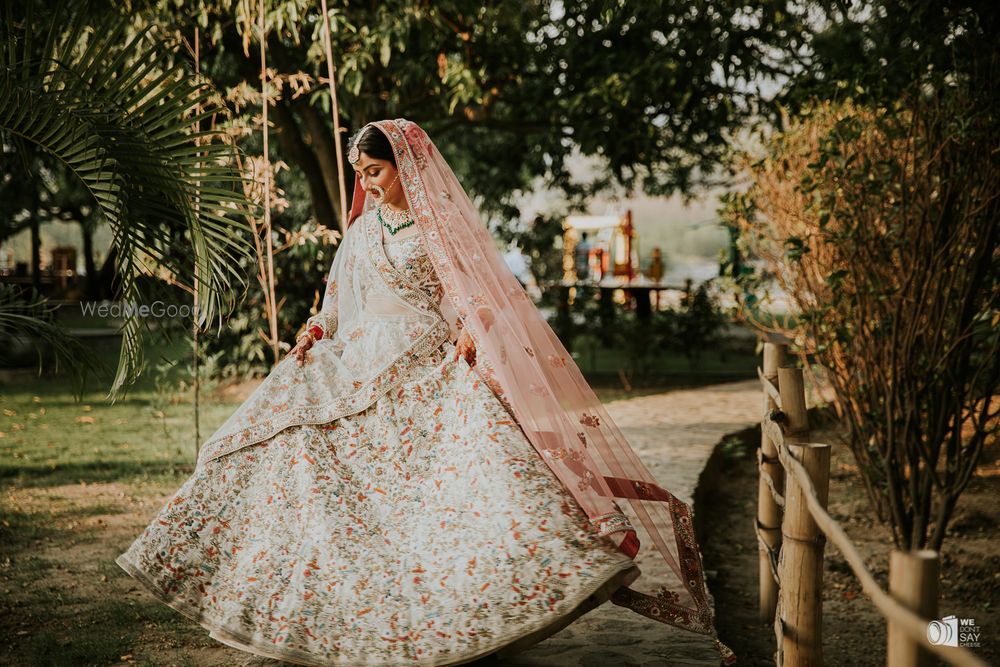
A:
[[348, 119, 734, 664]]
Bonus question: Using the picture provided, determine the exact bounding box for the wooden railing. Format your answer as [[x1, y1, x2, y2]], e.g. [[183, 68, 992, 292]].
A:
[[755, 342, 987, 667]]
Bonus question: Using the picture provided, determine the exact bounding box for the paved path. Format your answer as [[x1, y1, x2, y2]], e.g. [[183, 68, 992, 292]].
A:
[[500, 379, 762, 667]]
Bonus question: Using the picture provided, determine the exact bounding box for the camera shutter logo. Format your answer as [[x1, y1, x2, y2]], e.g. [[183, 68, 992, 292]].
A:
[[927, 615, 981, 649], [927, 615, 959, 647]]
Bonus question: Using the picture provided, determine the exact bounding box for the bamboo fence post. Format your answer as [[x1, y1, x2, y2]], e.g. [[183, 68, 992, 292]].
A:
[[777, 366, 810, 446], [258, 0, 279, 365], [777, 367, 828, 667], [192, 26, 202, 458], [780, 441, 830, 667], [888, 549, 940, 667], [759, 342, 788, 623]]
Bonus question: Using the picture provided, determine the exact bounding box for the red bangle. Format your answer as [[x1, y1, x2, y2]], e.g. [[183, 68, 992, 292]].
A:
[[308, 325, 324, 341]]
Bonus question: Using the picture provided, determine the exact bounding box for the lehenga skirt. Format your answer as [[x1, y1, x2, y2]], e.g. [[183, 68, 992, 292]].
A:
[[115, 339, 641, 666]]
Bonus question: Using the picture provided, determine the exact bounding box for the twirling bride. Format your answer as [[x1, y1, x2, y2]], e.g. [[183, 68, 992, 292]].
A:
[[116, 119, 734, 666]]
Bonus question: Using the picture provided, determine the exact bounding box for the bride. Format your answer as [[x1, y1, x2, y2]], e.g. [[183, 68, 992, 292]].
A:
[[116, 119, 734, 666]]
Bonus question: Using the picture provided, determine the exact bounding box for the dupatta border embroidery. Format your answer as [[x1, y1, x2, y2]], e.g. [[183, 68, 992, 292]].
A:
[[609, 492, 724, 648], [197, 210, 451, 467], [197, 320, 450, 467], [362, 207, 440, 317]]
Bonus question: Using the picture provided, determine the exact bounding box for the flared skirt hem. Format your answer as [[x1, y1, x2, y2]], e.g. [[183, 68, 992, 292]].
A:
[[115, 553, 640, 667]]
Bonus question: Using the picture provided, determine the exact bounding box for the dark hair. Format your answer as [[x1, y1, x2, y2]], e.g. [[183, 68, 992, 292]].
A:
[[349, 126, 396, 167]]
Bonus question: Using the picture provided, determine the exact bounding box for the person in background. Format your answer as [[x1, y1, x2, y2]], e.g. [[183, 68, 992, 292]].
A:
[[575, 231, 592, 282], [647, 246, 664, 284]]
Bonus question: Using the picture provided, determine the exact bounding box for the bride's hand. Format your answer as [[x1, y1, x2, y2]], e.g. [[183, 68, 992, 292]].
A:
[[287, 333, 315, 367], [454, 329, 476, 366]]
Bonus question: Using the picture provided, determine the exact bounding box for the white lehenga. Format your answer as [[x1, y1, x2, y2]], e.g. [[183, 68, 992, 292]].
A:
[[116, 214, 641, 666]]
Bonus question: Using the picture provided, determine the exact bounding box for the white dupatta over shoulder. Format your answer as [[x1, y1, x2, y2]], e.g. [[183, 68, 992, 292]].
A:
[[197, 208, 452, 466]]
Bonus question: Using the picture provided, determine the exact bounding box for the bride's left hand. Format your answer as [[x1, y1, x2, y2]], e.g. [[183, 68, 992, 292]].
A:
[[454, 330, 476, 366]]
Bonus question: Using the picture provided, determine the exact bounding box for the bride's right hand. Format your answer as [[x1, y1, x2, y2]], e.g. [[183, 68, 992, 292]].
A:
[[287, 334, 315, 366]]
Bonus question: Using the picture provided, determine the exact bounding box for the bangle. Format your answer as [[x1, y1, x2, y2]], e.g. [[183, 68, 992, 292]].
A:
[[299, 325, 324, 345]]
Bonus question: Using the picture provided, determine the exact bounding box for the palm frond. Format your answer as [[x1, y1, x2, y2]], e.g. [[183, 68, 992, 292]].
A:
[[0, 2, 259, 400]]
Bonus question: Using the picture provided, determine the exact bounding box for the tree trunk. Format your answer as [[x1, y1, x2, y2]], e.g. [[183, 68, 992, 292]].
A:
[[80, 218, 99, 300], [30, 193, 41, 292], [267, 37, 352, 223], [296, 99, 348, 221], [268, 97, 340, 229]]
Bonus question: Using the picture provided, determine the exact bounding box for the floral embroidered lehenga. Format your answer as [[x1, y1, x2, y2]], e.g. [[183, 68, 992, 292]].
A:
[[116, 211, 643, 666], [116, 119, 733, 666]]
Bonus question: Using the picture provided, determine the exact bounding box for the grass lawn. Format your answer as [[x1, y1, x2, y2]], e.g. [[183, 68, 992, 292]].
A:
[[0, 330, 758, 665], [1, 336, 237, 490], [0, 336, 243, 666]]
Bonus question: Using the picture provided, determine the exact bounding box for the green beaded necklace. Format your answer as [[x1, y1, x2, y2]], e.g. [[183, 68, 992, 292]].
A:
[[377, 205, 415, 235]]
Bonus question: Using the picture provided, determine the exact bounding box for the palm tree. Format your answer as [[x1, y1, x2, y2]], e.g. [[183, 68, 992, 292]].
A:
[[0, 1, 256, 399]]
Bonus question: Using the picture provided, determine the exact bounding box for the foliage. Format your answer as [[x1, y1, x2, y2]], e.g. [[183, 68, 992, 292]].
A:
[[660, 281, 726, 368], [81, 0, 813, 374], [202, 220, 341, 378], [554, 281, 726, 380], [0, 1, 257, 398], [774, 1, 999, 114], [723, 91, 999, 550], [611, 310, 659, 379], [136, 0, 796, 220]]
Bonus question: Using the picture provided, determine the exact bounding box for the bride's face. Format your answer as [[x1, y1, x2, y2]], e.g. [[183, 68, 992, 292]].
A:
[[353, 153, 405, 208]]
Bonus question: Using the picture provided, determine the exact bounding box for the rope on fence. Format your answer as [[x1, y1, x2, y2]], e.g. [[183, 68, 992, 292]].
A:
[[762, 413, 989, 667], [757, 367, 783, 408], [757, 447, 786, 508], [755, 518, 781, 586]]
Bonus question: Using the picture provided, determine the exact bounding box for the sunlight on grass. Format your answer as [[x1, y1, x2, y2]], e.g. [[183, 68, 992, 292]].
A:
[[1, 336, 241, 491]]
